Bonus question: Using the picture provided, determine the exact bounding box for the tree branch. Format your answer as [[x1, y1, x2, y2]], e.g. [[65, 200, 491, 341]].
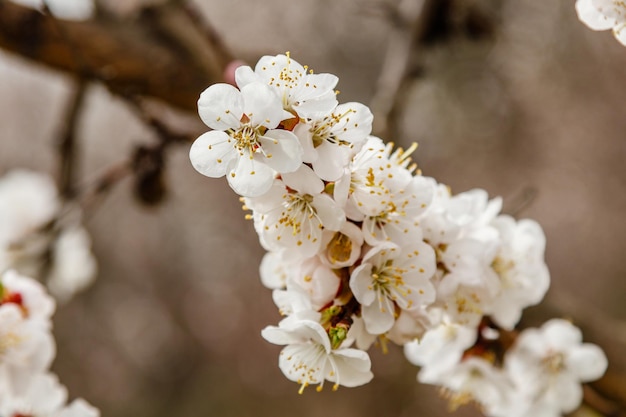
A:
[[0, 1, 229, 112]]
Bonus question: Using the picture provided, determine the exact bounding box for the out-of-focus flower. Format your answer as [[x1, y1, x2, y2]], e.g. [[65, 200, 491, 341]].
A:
[[0, 170, 97, 303], [9, 0, 94, 21], [501, 319, 608, 417]]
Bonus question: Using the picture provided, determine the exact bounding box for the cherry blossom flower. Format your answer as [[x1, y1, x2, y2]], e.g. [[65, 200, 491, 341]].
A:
[[235, 53, 339, 119], [190, 82, 303, 197], [361, 175, 435, 247], [294, 102, 373, 181], [502, 319, 608, 416], [333, 137, 393, 221], [350, 241, 436, 334], [576, 0, 626, 45], [262, 317, 373, 392], [247, 165, 345, 257]]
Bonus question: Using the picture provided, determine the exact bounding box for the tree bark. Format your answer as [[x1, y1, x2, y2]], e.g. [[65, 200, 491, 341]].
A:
[[0, 1, 230, 112]]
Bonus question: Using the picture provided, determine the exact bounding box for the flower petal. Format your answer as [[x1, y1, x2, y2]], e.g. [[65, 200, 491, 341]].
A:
[[258, 130, 303, 173], [227, 155, 274, 197], [189, 131, 237, 178], [240, 82, 286, 129], [198, 84, 244, 130]]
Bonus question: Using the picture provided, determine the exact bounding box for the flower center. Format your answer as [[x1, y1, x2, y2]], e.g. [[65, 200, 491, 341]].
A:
[[326, 232, 352, 264]]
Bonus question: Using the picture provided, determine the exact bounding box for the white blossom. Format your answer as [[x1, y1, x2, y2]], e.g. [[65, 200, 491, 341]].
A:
[[576, 0, 626, 45], [501, 319, 608, 417], [247, 165, 345, 257], [350, 241, 436, 334], [190, 82, 303, 197], [262, 317, 373, 392], [294, 102, 373, 181], [235, 53, 339, 119]]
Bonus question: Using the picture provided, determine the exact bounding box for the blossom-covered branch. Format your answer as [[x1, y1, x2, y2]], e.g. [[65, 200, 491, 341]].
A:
[[189, 53, 608, 416]]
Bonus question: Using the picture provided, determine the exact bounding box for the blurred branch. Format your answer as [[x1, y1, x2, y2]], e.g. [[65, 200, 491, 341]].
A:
[[0, 0, 232, 112], [370, 0, 498, 140], [57, 80, 88, 199], [370, 0, 434, 139]]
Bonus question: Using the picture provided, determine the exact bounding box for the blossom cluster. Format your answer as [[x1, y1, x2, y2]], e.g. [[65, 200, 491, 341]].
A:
[[189, 53, 607, 415], [0, 170, 99, 415], [0, 269, 99, 416]]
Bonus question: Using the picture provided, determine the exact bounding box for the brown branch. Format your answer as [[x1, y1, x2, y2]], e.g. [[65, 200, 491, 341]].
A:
[[0, 1, 229, 112], [57, 80, 88, 199]]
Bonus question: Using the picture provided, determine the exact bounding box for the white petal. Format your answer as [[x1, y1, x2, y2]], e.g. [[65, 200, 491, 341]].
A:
[[326, 349, 373, 387], [313, 141, 352, 182], [227, 155, 274, 197], [198, 84, 244, 130], [577, 0, 617, 30], [542, 319, 582, 351], [189, 131, 237, 178], [349, 264, 376, 306], [361, 301, 395, 334], [281, 164, 323, 195], [312, 194, 345, 231], [241, 82, 286, 129], [234, 65, 257, 89], [258, 130, 303, 173], [566, 343, 608, 382]]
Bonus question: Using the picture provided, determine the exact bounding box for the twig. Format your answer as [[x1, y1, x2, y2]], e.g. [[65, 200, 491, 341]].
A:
[[370, 0, 437, 139], [0, 1, 225, 112], [57, 80, 88, 199]]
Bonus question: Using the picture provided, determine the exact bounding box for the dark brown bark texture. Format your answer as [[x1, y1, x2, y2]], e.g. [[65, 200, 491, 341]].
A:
[[0, 1, 230, 112]]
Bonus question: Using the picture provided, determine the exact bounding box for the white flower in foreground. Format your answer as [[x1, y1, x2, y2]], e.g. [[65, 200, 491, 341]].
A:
[[319, 221, 363, 268], [502, 319, 608, 417], [262, 317, 373, 392], [236, 53, 339, 119], [190, 82, 303, 197], [350, 241, 436, 334], [270, 256, 340, 311], [576, 0, 626, 45], [247, 165, 345, 257], [361, 175, 434, 247], [294, 102, 373, 181], [334, 137, 393, 221]]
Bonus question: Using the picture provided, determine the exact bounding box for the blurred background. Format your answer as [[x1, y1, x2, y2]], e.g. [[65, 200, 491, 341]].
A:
[[1, 0, 625, 416]]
